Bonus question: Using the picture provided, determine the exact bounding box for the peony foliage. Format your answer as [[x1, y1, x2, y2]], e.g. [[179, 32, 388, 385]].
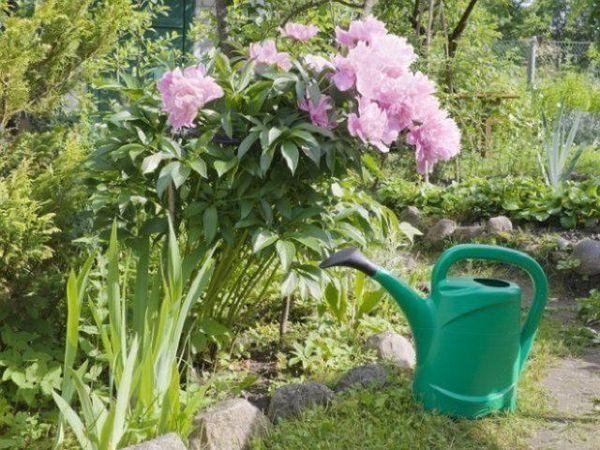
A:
[[89, 16, 458, 348]]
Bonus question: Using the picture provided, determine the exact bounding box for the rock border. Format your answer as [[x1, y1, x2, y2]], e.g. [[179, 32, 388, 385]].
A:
[[126, 332, 414, 450]]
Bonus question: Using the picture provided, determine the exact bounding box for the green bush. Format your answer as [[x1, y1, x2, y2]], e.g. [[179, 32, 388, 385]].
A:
[[0, 0, 149, 131], [377, 176, 600, 228], [0, 162, 57, 286], [88, 51, 399, 356]]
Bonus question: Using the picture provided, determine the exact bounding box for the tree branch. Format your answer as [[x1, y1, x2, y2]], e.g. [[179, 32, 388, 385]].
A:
[[362, 0, 379, 17], [447, 0, 478, 57], [281, 0, 365, 27]]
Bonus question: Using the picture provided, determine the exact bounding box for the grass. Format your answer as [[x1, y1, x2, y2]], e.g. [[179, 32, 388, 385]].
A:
[[250, 250, 577, 450], [252, 317, 566, 450]]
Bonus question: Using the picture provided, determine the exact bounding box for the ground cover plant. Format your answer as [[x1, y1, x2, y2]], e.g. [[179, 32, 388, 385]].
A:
[[1, 1, 599, 449], [378, 176, 599, 228]]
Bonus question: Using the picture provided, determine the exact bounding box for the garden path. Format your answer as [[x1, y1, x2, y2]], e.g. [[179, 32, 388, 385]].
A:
[[528, 292, 600, 450]]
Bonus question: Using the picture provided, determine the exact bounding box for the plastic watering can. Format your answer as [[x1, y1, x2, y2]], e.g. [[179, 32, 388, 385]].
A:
[[320, 244, 548, 418]]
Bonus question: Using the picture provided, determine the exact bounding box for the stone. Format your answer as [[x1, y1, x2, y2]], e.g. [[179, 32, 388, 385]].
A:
[[453, 224, 485, 241], [189, 398, 270, 450], [121, 433, 186, 450], [335, 364, 388, 392], [550, 251, 567, 264], [268, 382, 334, 422], [556, 236, 571, 251], [425, 219, 456, 244], [365, 332, 416, 369], [573, 239, 600, 276], [394, 252, 417, 272], [486, 216, 513, 235], [399, 206, 422, 228]]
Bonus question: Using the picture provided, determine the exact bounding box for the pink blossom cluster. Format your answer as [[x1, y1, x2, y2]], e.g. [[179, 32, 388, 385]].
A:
[[157, 65, 224, 130], [333, 16, 460, 173], [249, 40, 292, 71], [299, 94, 336, 129], [280, 22, 319, 42]]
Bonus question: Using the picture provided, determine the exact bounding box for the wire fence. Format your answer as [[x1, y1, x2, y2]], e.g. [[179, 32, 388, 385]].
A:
[[492, 37, 598, 84]]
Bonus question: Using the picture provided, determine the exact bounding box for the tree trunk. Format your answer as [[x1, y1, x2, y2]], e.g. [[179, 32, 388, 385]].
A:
[[214, 0, 228, 50], [425, 0, 436, 50]]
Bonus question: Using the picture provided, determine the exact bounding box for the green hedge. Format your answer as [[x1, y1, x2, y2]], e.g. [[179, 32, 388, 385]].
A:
[[377, 176, 600, 229]]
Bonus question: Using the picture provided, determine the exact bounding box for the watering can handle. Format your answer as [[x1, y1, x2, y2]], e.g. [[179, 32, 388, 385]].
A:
[[431, 244, 548, 372]]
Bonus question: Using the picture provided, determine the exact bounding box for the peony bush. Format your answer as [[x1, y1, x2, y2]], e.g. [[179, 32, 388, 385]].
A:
[[158, 16, 460, 173], [89, 16, 459, 356]]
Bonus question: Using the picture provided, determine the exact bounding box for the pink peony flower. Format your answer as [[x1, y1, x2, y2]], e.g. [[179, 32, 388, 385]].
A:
[[332, 36, 416, 93], [280, 22, 319, 42], [372, 72, 438, 131], [335, 15, 387, 47], [157, 65, 224, 130], [407, 109, 461, 174], [299, 94, 336, 129], [347, 98, 398, 153], [249, 40, 292, 71], [304, 54, 334, 73]]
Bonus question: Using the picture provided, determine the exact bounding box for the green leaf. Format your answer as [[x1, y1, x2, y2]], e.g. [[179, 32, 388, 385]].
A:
[[141, 153, 169, 174], [281, 141, 299, 174], [236, 61, 256, 92], [190, 159, 208, 178], [289, 235, 324, 254], [214, 158, 237, 177], [291, 129, 319, 147], [356, 288, 385, 321], [237, 131, 259, 159], [221, 110, 233, 138], [281, 271, 298, 297], [398, 222, 422, 243], [296, 122, 335, 139], [203, 206, 218, 242], [116, 143, 146, 162], [267, 127, 283, 146], [260, 148, 274, 174], [170, 162, 191, 189], [252, 229, 278, 253], [337, 223, 367, 246], [52, 392, 93, 450], [276, 240, 296, 272], [109, 338, 138, 449]]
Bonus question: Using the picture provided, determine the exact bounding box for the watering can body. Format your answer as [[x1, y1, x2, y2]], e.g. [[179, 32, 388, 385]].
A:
[[321, 244, 548, 418]]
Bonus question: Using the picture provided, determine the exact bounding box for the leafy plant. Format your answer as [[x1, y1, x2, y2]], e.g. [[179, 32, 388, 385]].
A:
[[88, 50, 400, 355], [378, 176, 599, 229], [53, 221, 215, 449], [538, 105, 585, 189], [321, 272, 386, 328], [0, 0, 150, 133], [577, 289, 600, 327]]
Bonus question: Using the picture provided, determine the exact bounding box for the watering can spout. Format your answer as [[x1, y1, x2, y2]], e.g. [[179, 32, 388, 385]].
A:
[[320, 248, 436, 361]]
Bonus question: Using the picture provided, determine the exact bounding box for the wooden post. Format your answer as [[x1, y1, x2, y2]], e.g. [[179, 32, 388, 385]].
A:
[[527, 36, 537, 87]]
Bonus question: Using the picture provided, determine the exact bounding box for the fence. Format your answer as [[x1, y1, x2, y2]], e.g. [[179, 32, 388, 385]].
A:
[[492, 37, 598, 85]]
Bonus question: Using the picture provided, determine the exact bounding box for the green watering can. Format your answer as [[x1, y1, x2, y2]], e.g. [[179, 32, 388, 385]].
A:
[[320, 244, 548, 418]]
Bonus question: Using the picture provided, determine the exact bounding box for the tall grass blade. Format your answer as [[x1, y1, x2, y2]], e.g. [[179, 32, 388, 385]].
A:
[[52, 391, 94, 450]]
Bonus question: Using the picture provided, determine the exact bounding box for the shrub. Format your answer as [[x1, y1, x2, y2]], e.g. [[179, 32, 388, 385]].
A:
[[0, 0, 149, 133], [377, 176, 600, 228], [87, 17, 460, 353], [0, 162, 58, 297]]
